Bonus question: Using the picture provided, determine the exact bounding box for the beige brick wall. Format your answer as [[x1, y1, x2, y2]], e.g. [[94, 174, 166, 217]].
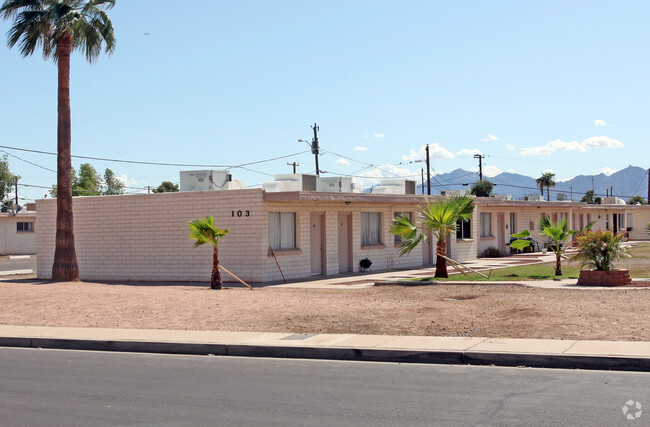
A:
[[37, 192, 427, 283], [0, 214, 36, 255], [629, 206, 650, 240], [37, 190, 269, 282]]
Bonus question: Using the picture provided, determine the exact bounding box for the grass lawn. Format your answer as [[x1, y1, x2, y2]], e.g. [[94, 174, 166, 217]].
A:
[[413, 242, 650, 281]]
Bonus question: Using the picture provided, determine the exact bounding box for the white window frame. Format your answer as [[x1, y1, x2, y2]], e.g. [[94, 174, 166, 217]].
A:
[[361, 212, 382, 246], [480, 213, 492, 238], [456, 218, 472, 240], [268, 212, 296, 250], [393, 212, 412, 244]]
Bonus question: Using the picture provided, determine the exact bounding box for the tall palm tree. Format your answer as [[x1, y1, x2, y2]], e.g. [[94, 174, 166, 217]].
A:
[[536, 172, 556, 201], [1, 0, 116, 281], [391, 196, 475, 278], [188, 215, 230, 290]]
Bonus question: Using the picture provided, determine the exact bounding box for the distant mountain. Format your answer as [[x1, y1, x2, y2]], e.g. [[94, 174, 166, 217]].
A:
[[418, 165, 648, 202]]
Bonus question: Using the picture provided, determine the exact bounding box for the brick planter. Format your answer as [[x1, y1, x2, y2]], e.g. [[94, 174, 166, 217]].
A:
[[577, 269, 632, 287]]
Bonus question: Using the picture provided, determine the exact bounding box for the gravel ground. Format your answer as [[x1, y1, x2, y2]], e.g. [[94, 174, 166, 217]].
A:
[[0, 279, 648, 341]]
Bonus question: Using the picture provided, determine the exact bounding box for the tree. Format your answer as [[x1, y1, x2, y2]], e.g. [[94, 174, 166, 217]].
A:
[[74, 163, 101, 196], [470, 180, 493, 197], [153, 181, 179, 193], [0, 154, 19, 209], [1, 0, 116, 281], [556, 193, 567, 201], [103, 168, 124, 195], [188, 215, 230, 289], [512, 217, 593, 276], [391, 196, 475, 278], [628, 195, 646, 205], [580, 190, 595, 204], [536, 172, 556, 201]]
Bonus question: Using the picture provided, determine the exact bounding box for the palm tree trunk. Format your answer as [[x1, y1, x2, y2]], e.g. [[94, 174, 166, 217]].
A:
[[555, 253, 562, 276], [434, 240, 448, 278], [51, 34, 79, 282], [211, 246, 222, 289], [547, 186, 551, 201]]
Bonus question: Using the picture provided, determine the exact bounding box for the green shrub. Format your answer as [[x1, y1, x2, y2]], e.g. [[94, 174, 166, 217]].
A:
[[482, 246, 501, 258], [572, 230, 629, 271]]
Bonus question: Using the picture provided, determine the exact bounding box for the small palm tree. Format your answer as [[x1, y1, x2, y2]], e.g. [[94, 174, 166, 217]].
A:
[[1, 0, 116, 281], [572, 230, 629, 271], [391, 196, 475, 278], [512, 217, 593, 276], [188, 215, 230, 290]]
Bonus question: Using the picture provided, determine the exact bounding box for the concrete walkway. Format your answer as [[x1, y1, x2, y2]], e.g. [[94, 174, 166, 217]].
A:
[[1, 325, 648, 372]]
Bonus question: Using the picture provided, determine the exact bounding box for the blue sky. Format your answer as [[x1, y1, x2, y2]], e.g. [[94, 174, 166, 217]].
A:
[[1, 1, 649, 203]]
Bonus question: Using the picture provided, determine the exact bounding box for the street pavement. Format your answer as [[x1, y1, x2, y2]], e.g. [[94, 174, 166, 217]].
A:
[[1, 347, 647, 426]]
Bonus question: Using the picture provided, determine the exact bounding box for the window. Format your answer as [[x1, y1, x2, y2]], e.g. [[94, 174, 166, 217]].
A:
[[456, 219, 471, 239], [393, 212, 412, 244], [361, 212, 381, 245], [480, 213, 492, 237], [17, 222, 34, 232], [509, 213, 516, 235], [268, 212, 296, 250]]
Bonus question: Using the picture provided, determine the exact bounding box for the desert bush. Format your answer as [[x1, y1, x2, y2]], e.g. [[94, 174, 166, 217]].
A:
[[482, 246, 501, 258], [572, 230, 629, 271]]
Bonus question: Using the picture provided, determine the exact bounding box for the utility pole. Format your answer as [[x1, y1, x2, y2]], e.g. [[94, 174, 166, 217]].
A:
[[147, 186, 151, 194], [311, 123, 320, 176], [570, 186, 573, 202], [287, 162, 299, 174], [14, 177, 18, 210], [420, 168, 424, 195], [473, 154, 485, 181], [647, 168, 649, 202], [425, 144, 431, 195]]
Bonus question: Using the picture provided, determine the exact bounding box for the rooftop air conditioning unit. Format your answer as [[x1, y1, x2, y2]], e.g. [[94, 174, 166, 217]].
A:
[[317, 177, 353, 193], [371, 179, 417, 195], [180, 170, 234, 192], [262, 174, 317, 192]]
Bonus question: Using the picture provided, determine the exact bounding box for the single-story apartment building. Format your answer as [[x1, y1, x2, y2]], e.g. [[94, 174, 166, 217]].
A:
[[35, 189, 649, 283], [0, 207, 36, 255]]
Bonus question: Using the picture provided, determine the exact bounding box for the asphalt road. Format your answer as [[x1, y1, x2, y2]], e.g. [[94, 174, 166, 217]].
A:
[[0, 255, 36, 273], [0, 348, 647, 426]]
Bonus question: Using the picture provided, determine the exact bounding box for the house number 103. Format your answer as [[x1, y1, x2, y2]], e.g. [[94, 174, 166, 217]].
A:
[[232, 210, 250, 217]]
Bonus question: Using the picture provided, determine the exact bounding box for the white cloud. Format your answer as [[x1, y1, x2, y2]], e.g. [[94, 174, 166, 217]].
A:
[[594, 119, 607, 126], [373, 133, 385, 138], [543, 169, 555, 174], [582, 136, 624, 149], [402, 143, 454, 161], [506, 168, 516, 173], [480, 134, 499, 142], [353, 146, 368, 151], [483, 165, 503, 177], [600, 166, 617, 176], [519, 136, 623, 156], [456, 148, 482, 156], [335, 158, 350, 166], [505, 144, 516, 151]]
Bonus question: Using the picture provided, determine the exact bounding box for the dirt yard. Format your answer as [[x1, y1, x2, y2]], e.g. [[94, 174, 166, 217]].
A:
[[0, 279, 648, 341]]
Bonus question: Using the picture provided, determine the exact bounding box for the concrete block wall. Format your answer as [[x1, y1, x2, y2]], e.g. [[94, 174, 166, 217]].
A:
[[37, 190, 269, 282], [448, 210, 478, 263], [629, 207, 650, 240], [0, 214, 36, 255]]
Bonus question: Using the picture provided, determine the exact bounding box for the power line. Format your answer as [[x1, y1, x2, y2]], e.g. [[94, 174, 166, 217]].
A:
[[0, 144, 309, 169]]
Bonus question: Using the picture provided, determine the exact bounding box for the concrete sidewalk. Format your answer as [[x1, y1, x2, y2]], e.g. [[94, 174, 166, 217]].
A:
[[1, 325, 648, 372]]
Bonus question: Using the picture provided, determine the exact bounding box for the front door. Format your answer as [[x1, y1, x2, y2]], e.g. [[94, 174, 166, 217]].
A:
[[338, 213, 351, 273], [310, 213, 324, 275], [497, 213, 506, 254]]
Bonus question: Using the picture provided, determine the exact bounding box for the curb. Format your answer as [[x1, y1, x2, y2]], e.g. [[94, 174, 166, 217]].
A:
[[1, 336, 648, 372]]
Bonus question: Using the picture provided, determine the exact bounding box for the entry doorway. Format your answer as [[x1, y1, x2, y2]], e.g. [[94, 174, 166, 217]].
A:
[[338, 213, 352, 273], [497, 213, 506, 254], [310, 213, 324, 275]]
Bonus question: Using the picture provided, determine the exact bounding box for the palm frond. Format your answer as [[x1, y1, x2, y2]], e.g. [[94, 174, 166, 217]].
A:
[[188, 215, 229, 248]]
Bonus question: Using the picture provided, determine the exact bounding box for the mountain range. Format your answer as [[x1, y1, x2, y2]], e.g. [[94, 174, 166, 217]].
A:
[[417, 165, 649, 202]]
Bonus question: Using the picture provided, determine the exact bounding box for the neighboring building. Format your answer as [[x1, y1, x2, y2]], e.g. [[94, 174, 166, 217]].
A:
[[34, 185, 650, 283], [0, 208, 36, 255]]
